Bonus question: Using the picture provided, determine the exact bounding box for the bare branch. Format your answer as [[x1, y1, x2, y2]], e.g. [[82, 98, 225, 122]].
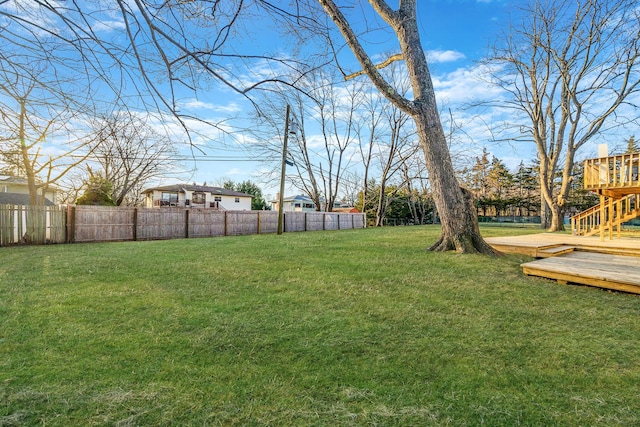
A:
[[344, 53, 403, 80]]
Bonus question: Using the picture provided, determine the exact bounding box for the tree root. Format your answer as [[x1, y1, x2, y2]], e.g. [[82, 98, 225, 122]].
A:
[[426, 186, 502, 255], [428, 233, 501, 255]]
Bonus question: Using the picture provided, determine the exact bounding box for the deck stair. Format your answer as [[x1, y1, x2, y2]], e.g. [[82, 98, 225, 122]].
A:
[[536, 244, 575, 258], [571, 193, 640, 237]]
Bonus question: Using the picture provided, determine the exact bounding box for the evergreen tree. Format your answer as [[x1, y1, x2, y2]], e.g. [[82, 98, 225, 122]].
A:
[[513, 161, 540, 216], [76, 170, 116, 206], [625, 136, 639, 154], [467, 148, 491, 198], [486, 156, 514, 216]]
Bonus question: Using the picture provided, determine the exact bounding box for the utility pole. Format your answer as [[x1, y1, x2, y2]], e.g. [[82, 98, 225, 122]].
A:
[[277, 104, 291, 235]]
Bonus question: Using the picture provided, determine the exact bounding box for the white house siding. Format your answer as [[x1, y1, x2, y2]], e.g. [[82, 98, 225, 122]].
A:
[[144, 186, 252, 210]]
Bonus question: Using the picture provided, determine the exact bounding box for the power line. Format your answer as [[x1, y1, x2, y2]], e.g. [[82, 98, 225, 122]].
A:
[[0, 150, 268, 162]]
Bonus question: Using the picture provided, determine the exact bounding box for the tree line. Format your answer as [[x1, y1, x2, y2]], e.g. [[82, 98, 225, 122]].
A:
[[357, 136, 639, 227]]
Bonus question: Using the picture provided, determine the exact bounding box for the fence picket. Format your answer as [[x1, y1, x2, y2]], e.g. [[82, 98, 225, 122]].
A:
[[0, 205, 66, 245]]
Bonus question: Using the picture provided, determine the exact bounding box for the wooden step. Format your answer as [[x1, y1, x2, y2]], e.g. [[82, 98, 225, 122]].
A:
[[577, 245, 640, 257], [536, 245, 575, 258], [522, 251, 640, 294]]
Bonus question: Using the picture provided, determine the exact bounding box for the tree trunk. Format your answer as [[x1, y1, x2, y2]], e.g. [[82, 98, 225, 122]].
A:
[[398, 6, 495, 254], [414, 117, 496, 253], [540, 165, 569, 232], [549, 205, 565, 231], [539, 193, 551, 229], [375, 184, 386, 227], [548, 150, 575, 232]]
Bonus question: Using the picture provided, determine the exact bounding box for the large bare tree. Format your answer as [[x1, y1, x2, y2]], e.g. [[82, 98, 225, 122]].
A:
[[317, 0, 494, 252], [288, 70, 364, 212], [486, 0, 640, 231]]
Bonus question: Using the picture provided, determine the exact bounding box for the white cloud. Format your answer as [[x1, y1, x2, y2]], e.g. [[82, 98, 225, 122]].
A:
[[225, 168, 244, 176], [426, 49, 466, 63], [0, 0, 64, 37], [180, 99, 242, 114], [91, 19, 126, 32], [433, 63, 506, 104]]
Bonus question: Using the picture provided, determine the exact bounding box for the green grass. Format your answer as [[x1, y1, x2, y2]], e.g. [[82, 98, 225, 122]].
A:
[[1, 225, 639, 426]]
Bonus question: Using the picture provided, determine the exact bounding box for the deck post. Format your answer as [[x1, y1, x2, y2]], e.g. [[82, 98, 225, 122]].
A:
[[599, 195, 605, 242], [617, 198, 622, 238], [608, 197, 613, 240]]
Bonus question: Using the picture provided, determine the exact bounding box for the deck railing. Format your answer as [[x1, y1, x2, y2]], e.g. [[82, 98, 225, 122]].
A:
[[584, 153, 640, 190], [571, 203, 604, 236], [571, 193, 640, 237]]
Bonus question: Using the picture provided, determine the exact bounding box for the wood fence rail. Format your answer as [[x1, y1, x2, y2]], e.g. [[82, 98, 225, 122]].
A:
[[0, 205, 366, 246]]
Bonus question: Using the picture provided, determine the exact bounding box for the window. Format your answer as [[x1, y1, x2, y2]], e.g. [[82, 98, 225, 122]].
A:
[[214, 196, 222, 202], [294, 203, 301, 208], [192, 192, 206, 204], [235, 197, 240, 203], [303, 203, 313, 209], [161, 192, 179, 206]]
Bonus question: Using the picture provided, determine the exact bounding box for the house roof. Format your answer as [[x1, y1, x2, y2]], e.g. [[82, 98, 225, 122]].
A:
[[0, 175, 25, 184], [0, 175, 60, 191], [270, 194, 315, 203], [285, 194, 314, 202], [0, 193, 56, 206], [270, 195, 349, 206], [142, 184, 253, 198]]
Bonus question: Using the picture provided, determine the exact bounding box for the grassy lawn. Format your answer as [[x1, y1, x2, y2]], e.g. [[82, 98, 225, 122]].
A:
[[1, 225, 639, 426]]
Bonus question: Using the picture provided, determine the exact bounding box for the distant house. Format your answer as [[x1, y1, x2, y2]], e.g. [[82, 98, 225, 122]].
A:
[[142, 184, 252, 210], [270, 194, 355, 212], [333, 207, 360, 213], [271, 194, 317, 212], [0, 175, 58, 206]]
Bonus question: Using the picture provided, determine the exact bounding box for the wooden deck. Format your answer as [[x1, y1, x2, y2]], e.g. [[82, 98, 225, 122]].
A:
[[485, 233, 640, 294]]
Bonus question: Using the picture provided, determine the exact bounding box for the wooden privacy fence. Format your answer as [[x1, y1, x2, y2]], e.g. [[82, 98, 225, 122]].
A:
[[0, 205, 366, 246], [0, 205, 66, 246]]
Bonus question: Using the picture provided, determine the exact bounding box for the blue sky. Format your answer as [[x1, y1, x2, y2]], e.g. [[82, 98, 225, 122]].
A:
[[419, 0, 506, 62], [171, 0, 535, 199]]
